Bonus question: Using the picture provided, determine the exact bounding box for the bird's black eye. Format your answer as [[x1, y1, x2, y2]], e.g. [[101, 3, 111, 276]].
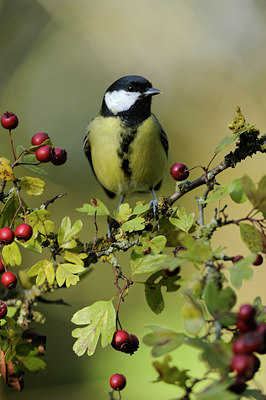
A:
[[127, 85, 134, 92]]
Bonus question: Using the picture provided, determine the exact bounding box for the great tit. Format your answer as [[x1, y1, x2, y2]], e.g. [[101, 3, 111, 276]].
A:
[[83, 75, 168, 209]]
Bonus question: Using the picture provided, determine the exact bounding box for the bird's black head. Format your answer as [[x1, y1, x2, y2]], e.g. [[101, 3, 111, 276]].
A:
[[101, 75, 161, 125]]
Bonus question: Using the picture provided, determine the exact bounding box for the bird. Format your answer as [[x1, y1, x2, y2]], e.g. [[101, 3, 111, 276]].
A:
[[83, 75, 168, 213]]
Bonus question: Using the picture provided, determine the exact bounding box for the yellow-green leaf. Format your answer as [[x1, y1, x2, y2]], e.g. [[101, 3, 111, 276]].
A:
[[56, 263, 84, 287], [19, 176, 45, 196], [0, 157, 15, 181], [2, 242, 22, 266]]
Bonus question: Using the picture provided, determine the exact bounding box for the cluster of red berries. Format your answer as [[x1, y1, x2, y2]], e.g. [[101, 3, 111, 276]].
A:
[[0, 224, 33, 245], [229, 304, 266, 394], [32, 132, 67, 165], [111, 329, 139, 355], [170, 162, 189, 181], [1, 112, 67, 166], [108, 329, 139, 392], [232, 254, 264, 266]]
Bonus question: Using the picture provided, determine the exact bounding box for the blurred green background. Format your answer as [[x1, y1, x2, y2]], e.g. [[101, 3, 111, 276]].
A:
[[0, 0, 265, 398]]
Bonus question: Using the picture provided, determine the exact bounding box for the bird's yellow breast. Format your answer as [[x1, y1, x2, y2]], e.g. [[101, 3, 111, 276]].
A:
[[87, 115, 167, 195]]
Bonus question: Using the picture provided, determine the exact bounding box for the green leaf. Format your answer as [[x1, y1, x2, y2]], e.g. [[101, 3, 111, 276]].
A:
[[239, 223, 264, 252], [17, 355, 46, 372], [71, 300, 116, 356], [17, 145, 47, 175], [188, 338, 232, 374], [242, 175, 257, 208], [182, 299, 205, 336], [229, 254, 256, 288], [2, 242, 22, 266], [169, 207, 195, 233], [152, 355, 190, 387], [132, 202, 150, 215], [56, 263, 84, 287], [19, 176, 45, 196], [229, 178, 247, 204], [215, 127, 246, 153], [27, 209, 55, 236], [0, 192, 27, 228], [180, 235, 213, 265], [203, 282, 236, 322], [256, 175, 266, 213], [57, 217, 82, 249], [121, 216, 145, 232], [62, 251, 85, 266], [197, 379, 238, 400], [243, 389, 266, 400], [145, 270, 181, 314], [76, 199, 110, 216], [27, 260, 55, 285], [143, 326, 187, 357], [114, 203, 132, 222]]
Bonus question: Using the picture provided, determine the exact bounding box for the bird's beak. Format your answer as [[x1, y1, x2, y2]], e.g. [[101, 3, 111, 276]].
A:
[[144, 88, 161, 96]]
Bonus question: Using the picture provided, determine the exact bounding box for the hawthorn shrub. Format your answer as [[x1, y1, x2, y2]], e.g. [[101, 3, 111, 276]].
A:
[[0, 108, 265, 399]]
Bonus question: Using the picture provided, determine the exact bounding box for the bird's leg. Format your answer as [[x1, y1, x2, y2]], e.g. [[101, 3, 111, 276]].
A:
[[149, 188, 160, 228], [117, 194, 125, 212]]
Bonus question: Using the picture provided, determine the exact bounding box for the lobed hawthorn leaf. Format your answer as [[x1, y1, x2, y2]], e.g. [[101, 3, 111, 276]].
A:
[[2, 242, 22, 266], [169, 207, 195, 233], [203, 282, 237, 318], [56, 263, 85, 287], [27, 259, 55, 286], [0, 192, 27, 229], [179, 235, 213, 265], [57, 216, 82, 249], [132, 202, 150, 215], [114, 203, 132, 222], [256, 175, 266, 213], [121, 216, 145, 232], [152, 355, 190, 387], [19, 176, 45, 196], [0, 157, 16, 181], [229, 254, 256, 289], [143, 326, 187, 358], [71, 300, 116, 356], [200, 178, 247, 205], [27, 209, 55, 237], [145, 270, 181, 314], [76, 199, 110, 216], [242, 175, 266, 212], [187, 338, 232, 375], [239, 223, 264, 253]]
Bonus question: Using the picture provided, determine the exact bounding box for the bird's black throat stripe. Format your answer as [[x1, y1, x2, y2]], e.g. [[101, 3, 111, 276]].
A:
[[117, 126, 137, 178]]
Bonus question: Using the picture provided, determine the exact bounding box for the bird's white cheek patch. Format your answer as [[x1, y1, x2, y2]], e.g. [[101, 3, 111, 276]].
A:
[[105, 90, 140, 114]]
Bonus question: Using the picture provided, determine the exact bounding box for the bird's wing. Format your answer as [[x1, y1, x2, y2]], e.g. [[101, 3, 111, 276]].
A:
[[83, 130, 116, 199], [152, 114, 168, 191], [152, 113, 169, 156]]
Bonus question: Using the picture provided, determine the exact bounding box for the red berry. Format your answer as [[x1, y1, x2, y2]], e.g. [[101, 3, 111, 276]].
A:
[[15, 223, 33, 242], [1, 112, 19, 130], [237, 318, 257, 333], [253, 254, 263, 266], [170, 163, 189, 181], [0, 227, 15, 245], [256, 324, 266, 354], [50, 148, 67, 166], [111, 330, 131, 352], [129, 334, 139, 354], [1, 271, 17, 289], [109, 374, 126, 391], [232, 255, 244, 263], [0, 301, 7, 319], [231, 354, 260, 380], [35, 145, 52, 163], [238, 304, 256, 322], [227, 376, 247, 394], [31, 132, 49, 146], [0, 257, 5, 273], [233, 331, 262, 354]]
